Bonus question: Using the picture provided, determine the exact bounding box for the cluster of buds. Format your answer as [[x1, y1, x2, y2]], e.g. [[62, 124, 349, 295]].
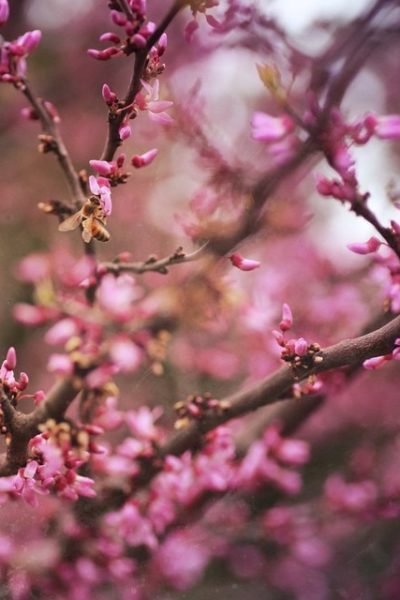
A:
[[88, 1, 167, 62], [102, 77, 173, 143], [0, 27, 42, 84], [273, 304, 323, 378], [174, 393, 231, 430]]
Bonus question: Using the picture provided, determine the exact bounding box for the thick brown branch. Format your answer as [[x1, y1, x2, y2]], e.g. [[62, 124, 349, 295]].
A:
[[0, 378, 80, 476], [96, 312, 400, 510]]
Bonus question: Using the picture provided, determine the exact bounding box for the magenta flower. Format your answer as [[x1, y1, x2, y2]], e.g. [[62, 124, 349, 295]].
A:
[[251, 111, 294, 142]]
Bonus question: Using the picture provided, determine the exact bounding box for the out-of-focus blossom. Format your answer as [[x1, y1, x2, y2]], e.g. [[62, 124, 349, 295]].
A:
[[251, 111, 294, 142]]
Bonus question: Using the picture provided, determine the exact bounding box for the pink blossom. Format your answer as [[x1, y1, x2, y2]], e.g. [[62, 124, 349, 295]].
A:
[[125, 406, 162, 441], [5, 346, 16, 370], [294, 337, 308, 357], [47, 354, 74, 376], [13, 303, 58, 326], [88, 175, 112, 215], [97, 274, 142, 320], [86, 364, 119, 389], [251, 111, 294, 142], [229, 253, 261, 271], [154, 530, 210, 590], [135, 79, 173, 124], [45, 318, 79, 345], [131, 148, 158, 168], [15, 253, 50, 282], [109, 338, 142, 372]]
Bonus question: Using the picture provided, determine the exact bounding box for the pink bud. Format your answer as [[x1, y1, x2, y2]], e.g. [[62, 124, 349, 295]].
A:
[[116, 154, 126, 168], [347, 236, 382, 255], [111, 10, 127, 26], [19, 30, 42, 53], [374, 115, 400, 140], [89, 160, 113, 176], [229, 253, 261, 271], [5, 347, 17, 370], [21, 107, 39, 121], [44, 101, 60, 123], [279, 303, 293, 332], [157, 33, 167, 56], [294, 337, 308, 356], [34, 390, 45, 406], [119, 123, 131, 141], [17, 372, 29, 391], [99, 32, 121, 44], [131, 34, 147, 48], [0, 0, 9, 26], [102, 83, 117, 105], [363, 355, 389, 370], [45, 318, 79, 345], [131, 148, 158, 168]]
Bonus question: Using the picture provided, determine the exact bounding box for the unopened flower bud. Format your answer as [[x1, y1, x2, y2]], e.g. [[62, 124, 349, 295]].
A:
[[5, 347, 17, 370], [131, 148, 158, 168], [229, 253, 261, 272], [0, 0, 9, 26]]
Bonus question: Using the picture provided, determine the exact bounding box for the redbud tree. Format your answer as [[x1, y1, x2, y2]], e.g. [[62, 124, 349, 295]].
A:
[[1, 0, 400, 598]]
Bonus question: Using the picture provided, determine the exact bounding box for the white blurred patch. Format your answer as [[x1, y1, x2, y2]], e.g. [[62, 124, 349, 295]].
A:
[[27, 0, 94, 28]]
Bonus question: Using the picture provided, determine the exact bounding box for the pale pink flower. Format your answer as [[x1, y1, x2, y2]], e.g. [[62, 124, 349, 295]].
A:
[[45, 318, 79, 345], [294, 337, 308, 356], [109, 338, 142, 372], [135, 79, 173, 124], [15, 253, 50, 282], [89, 175, 112, 215], [47, 354, 73, 376]]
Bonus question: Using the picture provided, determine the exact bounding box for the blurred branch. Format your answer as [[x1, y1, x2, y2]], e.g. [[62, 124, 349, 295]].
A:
[[101, 242, 209, 275]]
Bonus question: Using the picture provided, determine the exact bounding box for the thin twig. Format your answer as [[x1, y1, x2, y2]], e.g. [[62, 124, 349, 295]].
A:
[[20, 79, 86, 208], [101, 242, 209, 275]]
